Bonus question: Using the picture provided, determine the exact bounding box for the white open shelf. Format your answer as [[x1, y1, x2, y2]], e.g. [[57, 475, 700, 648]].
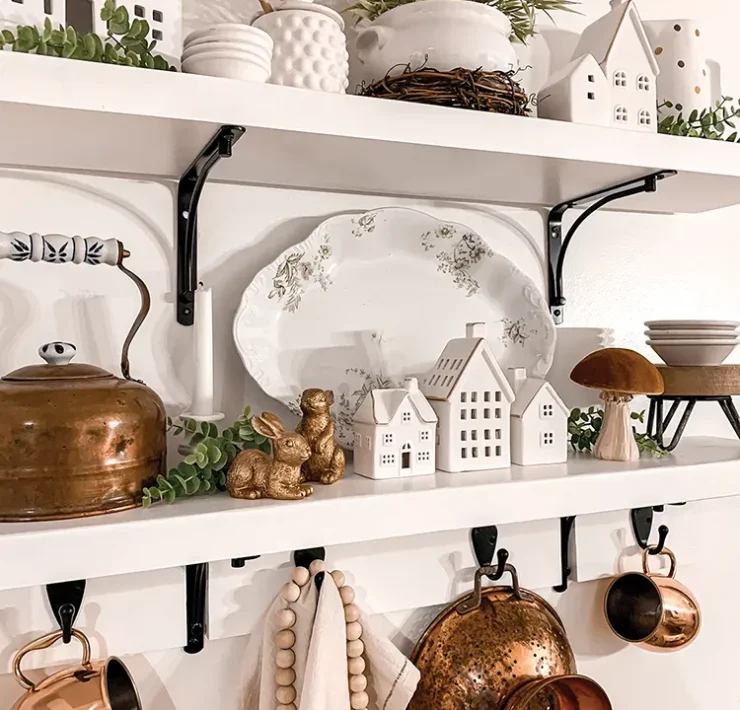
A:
[[3, 54, 740, 212], [1, 436, 739, 592]]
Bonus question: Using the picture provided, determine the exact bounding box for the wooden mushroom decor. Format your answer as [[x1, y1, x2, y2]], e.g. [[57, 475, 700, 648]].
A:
[[570, 348, 664, 462]]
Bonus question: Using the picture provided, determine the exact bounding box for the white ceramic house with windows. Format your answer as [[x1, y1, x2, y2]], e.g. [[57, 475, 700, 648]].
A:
[[420, 323, 515, 473], [353, 377, 438, 480], [537, 0, 658, 131], [508, 369, 569, 467]]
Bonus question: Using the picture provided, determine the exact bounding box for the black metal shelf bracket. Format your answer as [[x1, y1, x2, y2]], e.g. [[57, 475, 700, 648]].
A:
[[177, 125, 246, 325], [46, 579, 86, 644], [553, 515, 576, 593], [231, 554, 261, 569], [547, 170, 676, 324], [294, 547, 327, 590], [471, 526, 510, 581], [185, 563, 208, 654]]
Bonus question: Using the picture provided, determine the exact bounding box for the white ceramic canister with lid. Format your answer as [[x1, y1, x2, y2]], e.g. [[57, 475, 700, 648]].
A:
[[252, 1, 349, 93]]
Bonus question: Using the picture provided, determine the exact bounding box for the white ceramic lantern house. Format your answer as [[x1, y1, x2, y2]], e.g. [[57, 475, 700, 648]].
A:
[[353, 377, 438, 480], [421, 323, 515, 473], [508, 369, 569, 467], [537, 0, 658, 131]]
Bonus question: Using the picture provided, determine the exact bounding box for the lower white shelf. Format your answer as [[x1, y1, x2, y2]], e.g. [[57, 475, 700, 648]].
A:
[[1, 436, 739, 592]]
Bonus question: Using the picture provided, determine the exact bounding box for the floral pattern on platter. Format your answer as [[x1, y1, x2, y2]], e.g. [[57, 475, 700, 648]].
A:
[[352, 212, 377, 238], [501, 317, 539, 348]]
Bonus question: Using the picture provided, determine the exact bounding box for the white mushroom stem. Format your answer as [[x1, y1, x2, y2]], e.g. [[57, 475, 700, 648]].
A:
[[593, 391, 639, 462]]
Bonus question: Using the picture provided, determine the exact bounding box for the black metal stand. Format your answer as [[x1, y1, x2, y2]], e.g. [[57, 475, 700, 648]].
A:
[[471, 526, 510, 581], [647, 395, 740, 451], [547, 170, 676, 324], [185, 563, 208, 654], [553, 516, 576, 593], [46, 579, 86, 644], [177, 125, 246, 325], [294, 547, 326, 590]]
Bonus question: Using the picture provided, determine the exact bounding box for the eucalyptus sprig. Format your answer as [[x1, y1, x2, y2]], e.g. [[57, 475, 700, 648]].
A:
[[142, 406, 271, 508], [345, 0, 580, 43], [658, 97, 740, 141], [568, 406, 667, 457], [0, 0, 172, 69]]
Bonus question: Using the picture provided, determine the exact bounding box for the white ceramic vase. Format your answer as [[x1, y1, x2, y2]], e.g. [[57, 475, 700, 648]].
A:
[[354, 0, 518, 86], [644, 19, 712, 116], [252, 1, 349, 93]]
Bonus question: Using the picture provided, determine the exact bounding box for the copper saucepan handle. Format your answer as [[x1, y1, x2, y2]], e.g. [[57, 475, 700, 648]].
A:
[[13, 629, 92, 691], [0, 230, 151, 381], [457, 563, 522, 615]]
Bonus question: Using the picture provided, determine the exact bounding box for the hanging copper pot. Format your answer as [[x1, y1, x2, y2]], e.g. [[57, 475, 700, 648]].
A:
[[409, 564, 611, 710], [0, 232, 166, 521]]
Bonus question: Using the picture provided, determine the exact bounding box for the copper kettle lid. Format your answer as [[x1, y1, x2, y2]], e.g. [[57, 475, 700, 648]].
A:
[[3, 342, 113, 382]]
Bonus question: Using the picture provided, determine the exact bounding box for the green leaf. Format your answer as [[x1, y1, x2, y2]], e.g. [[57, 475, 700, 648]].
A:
[[213, 450, 228, 470], [148, 39, 157, 51], [179, 462, 197, 478], [239, 427, 254, 441], [208, 443, 222, 463], [149, 487, 162, 500], [101, 0, 117, 21], [195, 451, 208, 468], [83, 33, 97, 58], [104, 42, 119, 63], [164, 489, 176, 504], [571, 408, 581, 420], [729, 132, 739, 142], [171, 474, 188, 492], [153, 54, 169, 70], [43, 17, 53, 41], [184, 454, 197, 465], [142, 493, 151, 508], [156, 474, 173, 491], [202, 479, 213, 492], [2, 29, 15, 43], [137, 18, 150, 39]]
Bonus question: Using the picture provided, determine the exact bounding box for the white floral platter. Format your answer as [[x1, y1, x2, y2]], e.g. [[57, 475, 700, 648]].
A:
[[233, 207, 556, 447]]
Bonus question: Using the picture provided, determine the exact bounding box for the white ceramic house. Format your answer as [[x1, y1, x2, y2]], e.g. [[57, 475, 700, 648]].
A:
[[537, 0, 659, 131], [508, 369, 569, 467], [421, 322, 515, 473], [0, 0, 182, 62], [353, 377, 438, 480]]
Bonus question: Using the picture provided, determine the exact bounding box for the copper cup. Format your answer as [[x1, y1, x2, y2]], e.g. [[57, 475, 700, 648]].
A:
[[11, 629, 142, 710], [604, 546, 700, 651], [503, 675, 612, 710]]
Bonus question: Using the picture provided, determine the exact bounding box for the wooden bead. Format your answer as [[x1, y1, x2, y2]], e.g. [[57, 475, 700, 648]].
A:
[[276, 629, 296, 650], [348, 657, 366, 675], [347, 639, 364, 658], [351, 691, 369, 709], [276, 685, 297, 704], [281, 582, 301, 603], [349, 674, 368, 692], [309, 559, 326, 575], [277, 705, 296, 710], [331, 570, 346, 587], [275, 667, 296, 686], [339, 586, 355, 605], [276, 608, 296, 630], [344, 603, 360, 623], [275, 649, 295, 669], [346, 621, 362, 641], [292, 566, 310, 587]]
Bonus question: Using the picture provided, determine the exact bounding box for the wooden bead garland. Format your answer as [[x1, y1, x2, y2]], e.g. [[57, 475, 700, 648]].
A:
[[275, 567, 368, 710]]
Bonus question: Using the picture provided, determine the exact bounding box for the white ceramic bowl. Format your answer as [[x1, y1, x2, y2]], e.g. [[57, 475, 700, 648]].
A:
[[182, 52, 271, 82], [182, 42, 272, 65], [648, 340, 738, 366], [645, 329, 740, 340], [184, 24, 273, 51], [645, 319, 740, 330]]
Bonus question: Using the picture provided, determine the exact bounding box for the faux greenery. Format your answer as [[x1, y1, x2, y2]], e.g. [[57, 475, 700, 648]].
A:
[[0, 0, 172, 69], [658, 97, 740, 141], [568, 406, 667, 457], [142, 406, 271, 508], [345, 0, 580, 43]]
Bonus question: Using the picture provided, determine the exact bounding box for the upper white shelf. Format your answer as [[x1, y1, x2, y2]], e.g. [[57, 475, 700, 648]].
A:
[[1, 436, 739, 592], [3, 54, 740, 213]]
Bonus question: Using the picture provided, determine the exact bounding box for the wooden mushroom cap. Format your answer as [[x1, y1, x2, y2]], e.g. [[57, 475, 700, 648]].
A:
[[570, 348, 664, 395]]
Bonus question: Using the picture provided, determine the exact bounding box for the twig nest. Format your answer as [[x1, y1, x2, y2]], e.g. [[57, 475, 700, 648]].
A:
[[309, 559, 326, 575], [331, 570, 346, 587], [276, 685, 297, 704], [346, 621, 363, 641], [276, 629, 296, 650], [348, 656, 366, 675], [291, 566, 310, 587], [281, 582, 301, 603], [347, 639, 364, 658], [350, 691, 370, 709], [349, 674, 368, 692], [339, 586, 355, 605], [276, 649, 296, 669], [276, 667, 296, 686], [276, 608, 296, 629], [344, 603, 360, 623]]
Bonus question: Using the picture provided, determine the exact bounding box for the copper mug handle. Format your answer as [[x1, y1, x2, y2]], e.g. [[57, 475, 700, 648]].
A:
[[13, 628, 92, 690], [457, 563, 522, 615], [0, 230, 151, 381]]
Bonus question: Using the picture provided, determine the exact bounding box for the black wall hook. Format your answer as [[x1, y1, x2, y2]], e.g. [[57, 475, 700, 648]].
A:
[[293, 547, 326, 591], [553, 515, 576, 593], [231, 555, 260, 568], [471, 526, 510, 581], [46, 580, 85, 644], [185, 563, 208, 654], [631, 507, 671, 555]]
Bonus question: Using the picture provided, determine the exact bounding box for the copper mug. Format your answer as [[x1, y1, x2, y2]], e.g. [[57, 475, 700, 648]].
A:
[[11, 629, 142, 710], [604, 546, 701, 651], [504, 675, 612, 710]]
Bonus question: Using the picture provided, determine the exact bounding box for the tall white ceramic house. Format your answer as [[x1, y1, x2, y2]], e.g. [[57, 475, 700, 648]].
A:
[[421, 323, 515, 473], [508, 369, 569, 467], [353, 377, 438, 480], [537, 0, 659, 131]]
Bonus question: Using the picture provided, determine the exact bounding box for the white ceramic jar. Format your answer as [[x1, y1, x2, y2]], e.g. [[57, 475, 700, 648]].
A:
[[355, 0, 519, 86], [252, 1, 349, 93]]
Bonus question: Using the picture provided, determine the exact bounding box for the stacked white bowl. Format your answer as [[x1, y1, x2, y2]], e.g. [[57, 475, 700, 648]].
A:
[[182, 24, 273, 82], [645, 320, 740, 366]]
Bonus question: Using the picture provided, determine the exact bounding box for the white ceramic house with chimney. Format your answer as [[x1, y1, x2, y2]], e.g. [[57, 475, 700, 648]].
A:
[[508, 369, 569, 467], [537, 0, 659, 131], [353, 377, 438, 480], [421, 323, 515, 473]]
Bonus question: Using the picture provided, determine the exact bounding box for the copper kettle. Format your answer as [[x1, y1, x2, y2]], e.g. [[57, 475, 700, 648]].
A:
[[0, 232, 166, 521]]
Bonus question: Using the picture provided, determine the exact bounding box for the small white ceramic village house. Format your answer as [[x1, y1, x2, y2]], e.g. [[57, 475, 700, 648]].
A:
[[508, 368, 569, 466], [538, 0, 658, 131], [353, 377, 438, 480], [421, 323, 515, 472]]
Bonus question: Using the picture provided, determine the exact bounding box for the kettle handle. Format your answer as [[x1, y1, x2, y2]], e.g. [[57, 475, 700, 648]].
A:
[[13, 629, 92, 691], [0, 230, 150, 381], [456, 563, 522, 616]]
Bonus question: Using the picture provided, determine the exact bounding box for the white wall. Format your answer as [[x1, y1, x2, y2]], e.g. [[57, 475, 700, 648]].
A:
[[3, 0, 740, 707]]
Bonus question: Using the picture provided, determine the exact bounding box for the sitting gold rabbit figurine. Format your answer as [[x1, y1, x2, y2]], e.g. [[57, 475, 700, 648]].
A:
[[296, 388, 345, 485], [227, 412, 314, 501]]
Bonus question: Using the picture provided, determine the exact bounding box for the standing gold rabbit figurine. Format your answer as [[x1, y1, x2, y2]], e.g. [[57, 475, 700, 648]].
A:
[[296, 389, 345, 485], [227, 412, 314, 501]]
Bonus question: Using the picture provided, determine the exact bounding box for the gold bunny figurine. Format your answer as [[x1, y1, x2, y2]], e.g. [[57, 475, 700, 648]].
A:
[[227, 412, 314, 501], [296, 389, 345, 485]]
